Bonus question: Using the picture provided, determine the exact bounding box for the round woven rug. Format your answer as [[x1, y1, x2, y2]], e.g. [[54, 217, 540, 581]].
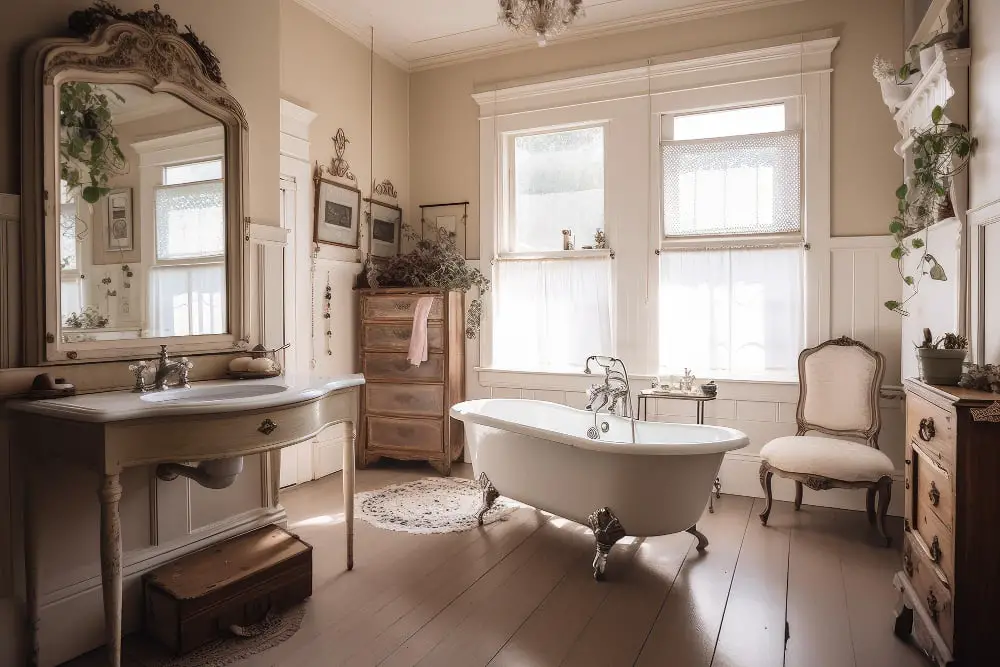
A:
[[121, 605, 306, 667], [356, 477, 519, 534]]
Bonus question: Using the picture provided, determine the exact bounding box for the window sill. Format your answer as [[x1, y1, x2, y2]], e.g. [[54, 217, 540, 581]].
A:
[[496, 249, 613, 261]]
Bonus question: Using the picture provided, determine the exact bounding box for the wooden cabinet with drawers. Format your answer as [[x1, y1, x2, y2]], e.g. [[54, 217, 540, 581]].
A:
[[894, 380, 1000, 666], [357, 288, 465, 474]]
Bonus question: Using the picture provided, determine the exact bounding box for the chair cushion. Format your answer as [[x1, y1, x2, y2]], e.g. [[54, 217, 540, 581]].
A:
[[760, 436, 894, 483]]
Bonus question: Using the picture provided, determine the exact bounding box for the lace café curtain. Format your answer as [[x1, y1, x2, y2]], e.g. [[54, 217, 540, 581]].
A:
[[493, 257, 612, 372], [154, 180, 226, 260]]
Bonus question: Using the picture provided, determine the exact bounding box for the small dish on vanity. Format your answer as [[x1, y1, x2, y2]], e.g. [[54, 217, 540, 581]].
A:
[[227, 343, 289, 380]]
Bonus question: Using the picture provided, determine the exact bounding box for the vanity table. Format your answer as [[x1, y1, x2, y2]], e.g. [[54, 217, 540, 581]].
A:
[[10, 375, 363, 667]]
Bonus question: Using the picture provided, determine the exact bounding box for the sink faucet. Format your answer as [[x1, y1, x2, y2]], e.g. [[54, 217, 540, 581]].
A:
[[584, 356, 633, 418], [130, 345, 193, 392]]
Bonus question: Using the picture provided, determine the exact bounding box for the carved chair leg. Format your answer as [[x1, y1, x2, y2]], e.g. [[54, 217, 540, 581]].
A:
[[686, 524, 709, 551], [876, 476, 892, 547], [758, 462, 774, 526], [588, 507, 626, 581], [794, 481, 803, 511], [866, 487, 877, 526], [475, 472, 500, 526]]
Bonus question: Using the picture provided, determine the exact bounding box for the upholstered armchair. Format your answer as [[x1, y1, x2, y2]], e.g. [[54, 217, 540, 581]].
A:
[[758, 336, 894, 545]]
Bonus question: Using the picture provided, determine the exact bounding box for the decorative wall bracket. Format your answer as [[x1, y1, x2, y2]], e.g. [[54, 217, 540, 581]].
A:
[[319, 128, 357, 184], [372, 178, 398, 201]]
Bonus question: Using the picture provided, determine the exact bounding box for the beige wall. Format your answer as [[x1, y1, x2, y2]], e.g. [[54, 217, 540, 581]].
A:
[[410, 0, 904, 250], [279, 0, 410, 377], [970, 0, 999, 211]]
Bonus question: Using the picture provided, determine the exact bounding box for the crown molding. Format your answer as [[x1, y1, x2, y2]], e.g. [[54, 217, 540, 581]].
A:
[[290, 0, 410, 72], [410, 0, 808, 72]]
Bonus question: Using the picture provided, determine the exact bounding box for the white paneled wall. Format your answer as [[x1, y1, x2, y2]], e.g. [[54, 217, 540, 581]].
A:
[[466, 239, 906, 517]]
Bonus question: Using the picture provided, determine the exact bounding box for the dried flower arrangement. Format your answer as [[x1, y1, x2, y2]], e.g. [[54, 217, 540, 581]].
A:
[[368, 224, 490, 339], [64, 305, 109, 329], [959, 364, 1000, 394], [916, 328, 968, 350]]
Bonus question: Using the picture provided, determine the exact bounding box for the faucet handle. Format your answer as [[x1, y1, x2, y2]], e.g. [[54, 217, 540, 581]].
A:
[[177, 357, 193, 388], [129, 361, 149, 393]]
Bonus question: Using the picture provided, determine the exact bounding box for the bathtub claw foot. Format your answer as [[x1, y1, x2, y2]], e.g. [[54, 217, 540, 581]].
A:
[[475, 472, 500, 526], [686, 524, 709, 551], [588, 507, 626, 581]]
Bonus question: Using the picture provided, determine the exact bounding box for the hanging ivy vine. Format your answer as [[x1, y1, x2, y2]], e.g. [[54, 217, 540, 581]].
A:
[[885, 104, 977, 315], [60, 81, 128, 204]]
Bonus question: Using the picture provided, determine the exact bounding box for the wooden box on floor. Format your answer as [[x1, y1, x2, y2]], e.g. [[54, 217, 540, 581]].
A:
[[357, 287, 465, 475], [894, 380, 1000, 666], [143, 525, 312, 654]]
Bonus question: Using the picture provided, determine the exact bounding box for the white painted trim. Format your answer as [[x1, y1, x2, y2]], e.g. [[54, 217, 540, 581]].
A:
[[892, 47, 971, 150], [472, 36, 839, 109], [968, 197, 1000, 364], [247, 222, 290, 244], [130, 125, 225, 157], [279, 98, 319, 142], [410, 0, 810, 72]]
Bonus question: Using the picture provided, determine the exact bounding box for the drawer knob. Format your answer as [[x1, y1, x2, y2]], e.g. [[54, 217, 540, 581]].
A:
[[926, 590, 939, 622], [903, 552, 913, 577], [918, 418, 936, 442], [929, 536, 942, 564], [928, 481, 940, 507], [258, 418, 278, 435]]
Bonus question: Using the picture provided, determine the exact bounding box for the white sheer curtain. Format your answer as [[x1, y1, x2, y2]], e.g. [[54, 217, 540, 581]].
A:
[[147, 263, 226, 337], [659, 247, 802, 379], [155, 180, 225, 260], [661, 130, 801, 237], [493, 258, 612, 372]]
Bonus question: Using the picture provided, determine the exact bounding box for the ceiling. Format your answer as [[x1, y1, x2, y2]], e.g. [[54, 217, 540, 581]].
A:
[[296, 0, 801, 71]]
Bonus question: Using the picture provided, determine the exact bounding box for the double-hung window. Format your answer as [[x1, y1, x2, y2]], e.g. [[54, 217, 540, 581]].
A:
[[492, 124, 613, 372], [147, 158, 226, 337], [658, 103, 804, 380], [60, 183, 84, 322]]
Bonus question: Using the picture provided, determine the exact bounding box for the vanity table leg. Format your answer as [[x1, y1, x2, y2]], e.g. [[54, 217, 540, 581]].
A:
[[22, 452, 40, 666], [98, 474, 123, 667], [344, 424, 355, 571]]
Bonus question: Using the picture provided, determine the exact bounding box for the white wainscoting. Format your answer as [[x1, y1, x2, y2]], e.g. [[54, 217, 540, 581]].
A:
[[465, 238, 906, 517]]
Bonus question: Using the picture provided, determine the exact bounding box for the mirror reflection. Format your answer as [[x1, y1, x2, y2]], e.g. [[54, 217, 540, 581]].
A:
[[58, 81, 227, 343]]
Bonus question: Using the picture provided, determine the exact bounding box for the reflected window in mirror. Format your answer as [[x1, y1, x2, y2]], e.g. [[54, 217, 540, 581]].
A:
[[149, 157, 226, 337]]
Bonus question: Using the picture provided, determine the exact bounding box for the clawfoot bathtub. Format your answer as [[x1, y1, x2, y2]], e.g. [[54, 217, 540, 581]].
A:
[[450, 399, 749, 579]]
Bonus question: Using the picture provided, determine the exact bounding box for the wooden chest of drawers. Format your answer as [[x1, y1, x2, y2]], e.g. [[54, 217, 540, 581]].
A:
[[357, 288, 465, 474], [894, 380, 1000, 666]]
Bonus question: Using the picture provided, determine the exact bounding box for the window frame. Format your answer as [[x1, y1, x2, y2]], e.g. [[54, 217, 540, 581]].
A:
[[500, 120, 611, 259], [655, 98, 807, 381]]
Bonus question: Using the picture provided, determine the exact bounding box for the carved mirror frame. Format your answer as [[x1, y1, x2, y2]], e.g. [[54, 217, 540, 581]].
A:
[[21, 8, 249, 364]]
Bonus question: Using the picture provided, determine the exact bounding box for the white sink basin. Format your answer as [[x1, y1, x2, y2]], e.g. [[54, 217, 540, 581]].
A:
[[140, 384, 286, 404]]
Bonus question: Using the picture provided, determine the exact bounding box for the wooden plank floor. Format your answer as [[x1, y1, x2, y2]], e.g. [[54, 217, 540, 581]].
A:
[[66, 462, 929, 667]]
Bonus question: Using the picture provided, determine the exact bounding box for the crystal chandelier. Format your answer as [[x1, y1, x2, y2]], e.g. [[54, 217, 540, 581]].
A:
[[498, 0, 585, 47]]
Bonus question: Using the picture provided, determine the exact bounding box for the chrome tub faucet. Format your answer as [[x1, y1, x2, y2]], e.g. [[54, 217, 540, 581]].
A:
[[584, 355, 633, 419]]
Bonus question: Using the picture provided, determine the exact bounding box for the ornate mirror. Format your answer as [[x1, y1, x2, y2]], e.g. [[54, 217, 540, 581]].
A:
[[21, 4, 249, 363]]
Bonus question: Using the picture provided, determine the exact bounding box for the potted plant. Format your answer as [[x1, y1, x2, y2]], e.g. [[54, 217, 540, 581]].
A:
[[884, 104, 977, 315], [366, 224, 490, 339], [915, 328, 968, 385]]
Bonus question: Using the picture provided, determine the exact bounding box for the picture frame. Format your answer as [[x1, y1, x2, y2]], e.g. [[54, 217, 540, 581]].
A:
[[368, 199, 402, 259], [314, 176, 362, 248], [104, 188, 134, 252]]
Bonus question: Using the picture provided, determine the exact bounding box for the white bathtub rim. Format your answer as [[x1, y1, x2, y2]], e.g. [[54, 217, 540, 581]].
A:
[[451, 398, 749, 456]]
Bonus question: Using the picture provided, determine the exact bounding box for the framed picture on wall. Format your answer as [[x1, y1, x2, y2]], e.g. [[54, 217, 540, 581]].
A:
[[369, 200, 402, 258], [314, 176, 362, 248], [104, 188, 134, 252]]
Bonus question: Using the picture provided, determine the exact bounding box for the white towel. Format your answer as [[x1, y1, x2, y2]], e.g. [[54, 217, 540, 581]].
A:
[[407, 296, 435, 366]]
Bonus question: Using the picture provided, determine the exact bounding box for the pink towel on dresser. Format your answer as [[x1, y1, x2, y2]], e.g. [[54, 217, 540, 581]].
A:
[[407, 296, 436, 366]]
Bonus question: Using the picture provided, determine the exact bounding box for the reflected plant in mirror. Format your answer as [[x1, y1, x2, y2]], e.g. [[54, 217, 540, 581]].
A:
[[60, 82, 128, 204]]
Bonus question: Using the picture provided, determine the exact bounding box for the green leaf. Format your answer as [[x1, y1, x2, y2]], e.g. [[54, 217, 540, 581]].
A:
[[889, 221, 904, 234], [911, 237, 925, 248], [81, 186, 101, 204], [890, 246, 904, 260], [929, 262, 947, 281], [895, 184, 908, 199], [904, 276, 915, 285], [931, 105, 944, 124], [885, 300, 901, 312]]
